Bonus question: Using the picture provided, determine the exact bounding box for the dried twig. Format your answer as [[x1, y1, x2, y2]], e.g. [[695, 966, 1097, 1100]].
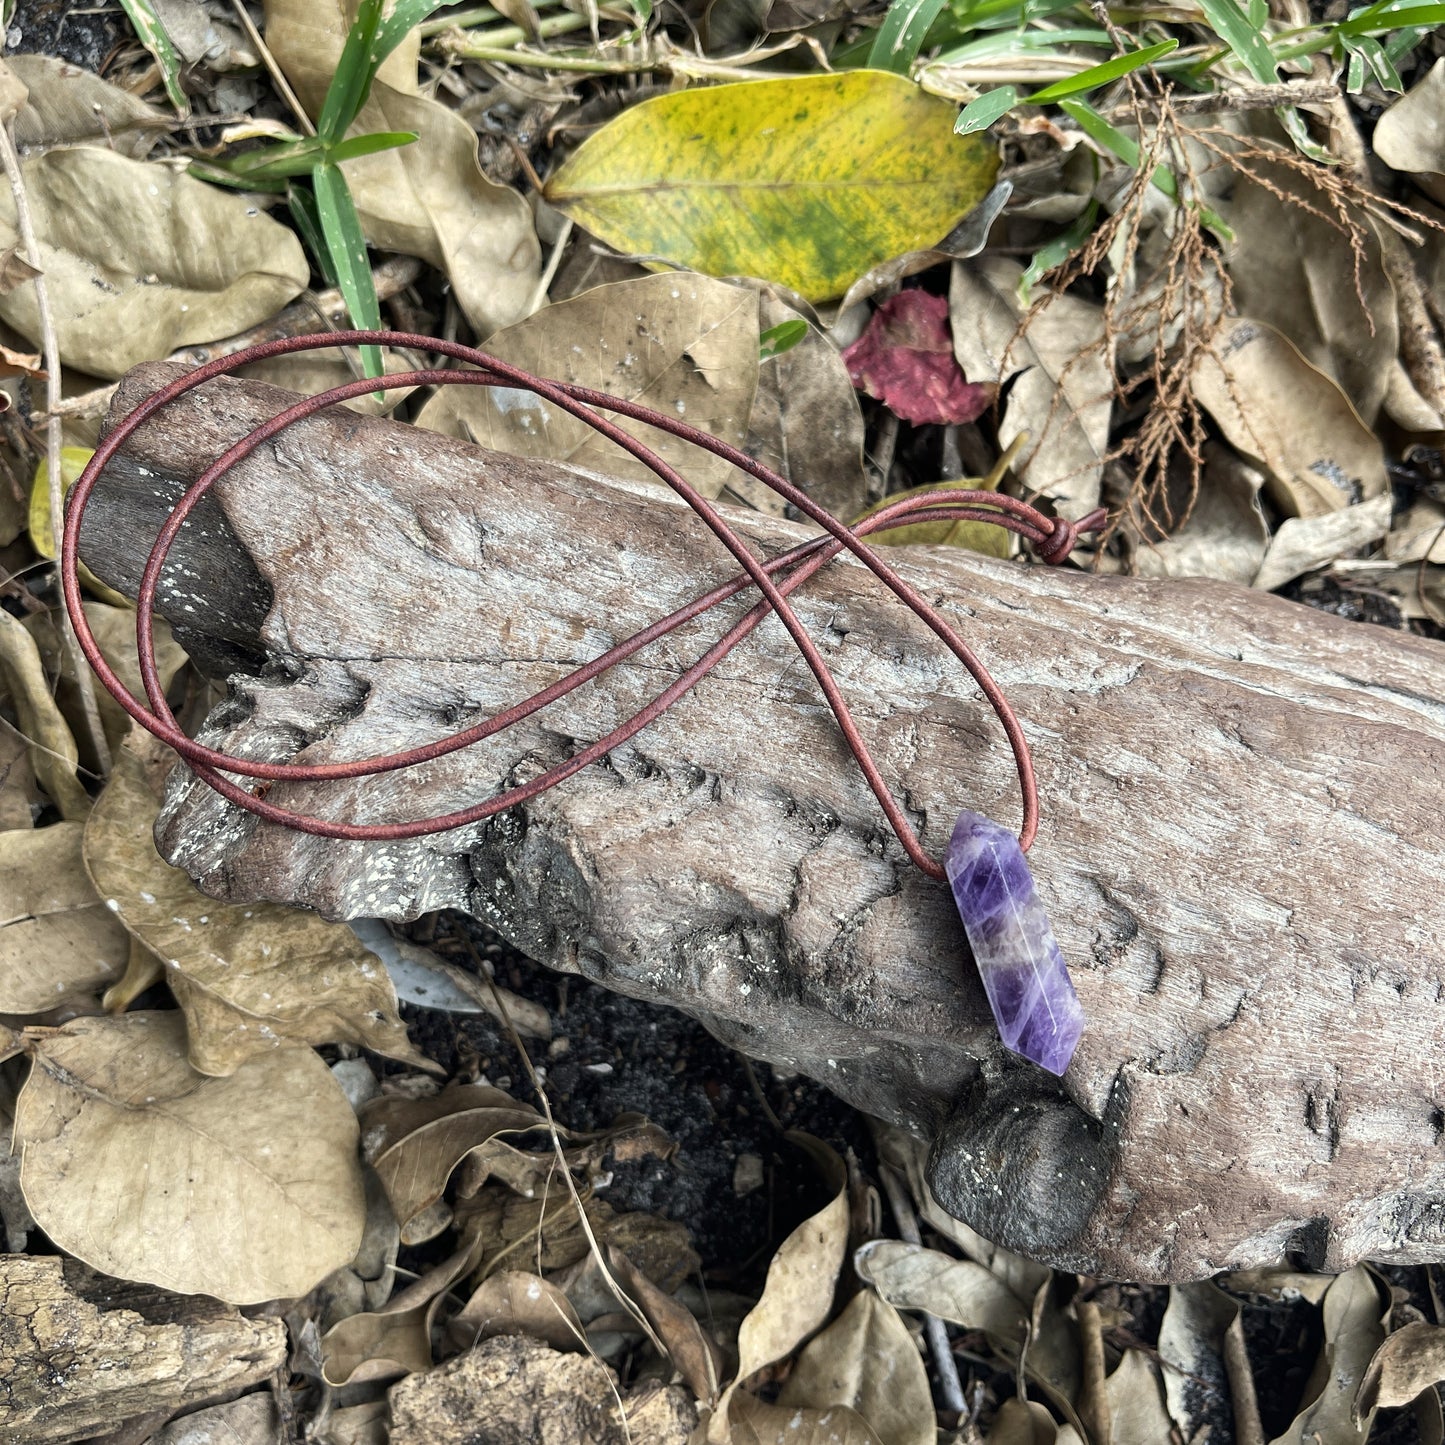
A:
[[1105, 79, 1339, 119], [0, 115, 111, 777]]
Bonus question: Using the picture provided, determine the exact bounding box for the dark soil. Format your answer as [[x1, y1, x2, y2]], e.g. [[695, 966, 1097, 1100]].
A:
[[5, 0, 125, 71], [395, 911, 874, 1283]]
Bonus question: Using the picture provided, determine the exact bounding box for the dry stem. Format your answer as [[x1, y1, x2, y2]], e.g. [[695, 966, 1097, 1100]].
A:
[[0, 116, 111, 777]]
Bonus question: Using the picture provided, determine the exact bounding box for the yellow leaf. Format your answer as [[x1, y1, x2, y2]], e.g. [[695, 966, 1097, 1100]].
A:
[[27, 445, 91, 559], [851, 479, 1013, 558], [545, 73, 999, 303]]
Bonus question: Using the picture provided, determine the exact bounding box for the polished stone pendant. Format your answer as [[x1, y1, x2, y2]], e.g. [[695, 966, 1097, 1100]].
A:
[[945, 810, 1084, 1075]]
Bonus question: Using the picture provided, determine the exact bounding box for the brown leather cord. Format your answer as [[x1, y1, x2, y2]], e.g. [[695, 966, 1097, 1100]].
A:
[[61, 330, 1107, 882]]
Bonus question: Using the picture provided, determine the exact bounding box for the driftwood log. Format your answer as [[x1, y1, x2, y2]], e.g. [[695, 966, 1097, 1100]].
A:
[[80, 364, 1445, 1284]]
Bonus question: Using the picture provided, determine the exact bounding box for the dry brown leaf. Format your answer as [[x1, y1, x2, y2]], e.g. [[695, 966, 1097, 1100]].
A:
[[1128, 444, 1269, 584], [150, 1395, 279, 1444], [447, 1269, 588, 1355], [361, 1083, 549, 1230], [322, 1300, 432, 1386], [1251, 494, 1392, 593], [25, 600, 188, 761], [0, 1255, 286, 1442], [778, 1290, 932, 1445], [607, 1244, 723, 1405], [0, 606, 89, 820], [0, 340, 42, 378], [1357, 1322, 1445, 1419], [985, 1396, 1059, 1444], [1105, 1349, 1173, 1445], [729, 1391, 883, 1445], [0, 723, 40, 829], [1386, 499, 1445, 565], [1158, 1281, 1260, 1445], [8, 54, 170, 158], [315, 1402, 388, 1445], [710, 1139, 849, 1442], [1373, 59, 1445, 205], [0, 244, 40, 296], [1221, 152, 1396, 426], [0, 59, 25, 122], [15, 1011, 366, 1303], [0, 821, 128, 1011], [416, 273, 759, 501], [733, 289, 867, 520], [1222, 1267, 1333, 1305], [852, 1240, 1029, 1346], [265, 0, 538, 336], [84, 733, 425, 1076], [950, 255, 1110, 519], [1191, 318, 1387, 519], [0, 148, 308, 379], [1272, 1266, 1388, 1445]]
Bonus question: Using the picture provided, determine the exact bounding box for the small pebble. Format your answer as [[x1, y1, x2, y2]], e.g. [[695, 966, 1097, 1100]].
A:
[[733, 1153, 765, 1196]]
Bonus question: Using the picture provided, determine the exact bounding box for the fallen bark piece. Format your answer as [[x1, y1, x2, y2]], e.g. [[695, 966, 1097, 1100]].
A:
[[0, 1256, 285, 1443], [387, 1335, 696, 1445], [80, 365, 1445, 1283]]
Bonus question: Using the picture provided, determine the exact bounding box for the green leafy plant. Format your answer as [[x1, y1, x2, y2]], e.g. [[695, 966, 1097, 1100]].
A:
[[117, 0, 187, 111], [198, 0, 456, 377]]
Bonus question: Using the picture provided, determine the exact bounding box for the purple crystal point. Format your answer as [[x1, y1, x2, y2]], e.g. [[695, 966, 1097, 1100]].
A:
[[945, 810, 1083, 1075]]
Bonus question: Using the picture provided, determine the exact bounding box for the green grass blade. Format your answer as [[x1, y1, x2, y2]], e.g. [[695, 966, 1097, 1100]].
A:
[[955, 85, 1018, 134], [116, 0, 187, 111], [1339, 0, 1445, 32], [375, 1, 469, 59], [759, 319, 808, 359], [935, 28, 1109, 63], [318, 0, 386, 143], [1196, 0, 1278, 81], [1017, 198, 1098, 303], [327, 130, 420, 163], [870, 0, 954, 72], [1343, 33, 1402, 90], [312, 163, 383, 379], [1026, 38, 1178, 103], [288, 184, 338, 288], [219, 138, 327, 181], [186, 160, 288, 194]]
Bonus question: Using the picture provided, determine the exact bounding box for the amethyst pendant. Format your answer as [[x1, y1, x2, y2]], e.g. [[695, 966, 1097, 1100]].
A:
[[944, 811, 1084, 1076]]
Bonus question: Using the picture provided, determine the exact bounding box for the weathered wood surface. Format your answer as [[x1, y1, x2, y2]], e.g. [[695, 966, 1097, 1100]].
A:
[[81, 364, 1445, 1283], [0, 1256, 285, 1442]]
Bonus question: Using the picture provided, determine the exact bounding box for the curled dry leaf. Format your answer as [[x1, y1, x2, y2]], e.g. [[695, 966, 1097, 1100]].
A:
[[0, 607, 89, 820], [1158, 1281, 1260, 1445], [360, 1083, 549, 1232], [736, 288, 868, 521], [265, 0, 539, 336], [416, 273, 759, 502], [14, 1011, 366, 1303], [322, 1300, 433, 1387], [1272, 1266, 1388, 1445], [83, 733, 425, 1076], [606, 1244, 723, 1405], [1222, 1267, 1334, 1305], [842, 290, 992, 426], [1104, 1349, 1173, 1445], [778, 1289, 933, 1445], [1251, 494, 1392, 594], [1356, 1321, 1445, 1420], [447, 1269, 587, 1355], [0, 821, 128, 1012], [1387, 499, 1445, 565], [0, 1255, 286, 1443], [8, 54, 171, 158], [545, 72, 999, 303], [852, 1239, 1029, 1346], [0, 724, 40, 831], [711, 1138, 849, 1441], [0, 147, 309, 379], [728, 1391, 883, 1445], [1373, 59, 1445, 205], [950, 256, 1110, 519], [1191, 318, 1387, 519]]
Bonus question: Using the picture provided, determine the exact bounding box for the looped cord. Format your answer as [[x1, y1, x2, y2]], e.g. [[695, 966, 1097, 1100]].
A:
[[60, 330, 1106, 883]]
